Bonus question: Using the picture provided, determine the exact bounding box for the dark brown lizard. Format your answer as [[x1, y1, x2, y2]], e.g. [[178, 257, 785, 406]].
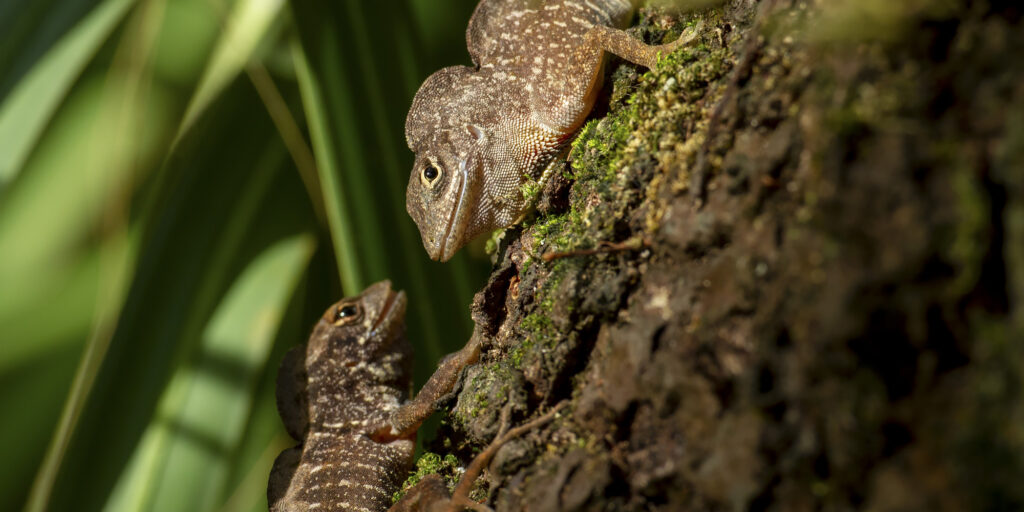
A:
[[268, 282, 560, 511], [269, 281, 414, 511], [405, 0, 698, 261]]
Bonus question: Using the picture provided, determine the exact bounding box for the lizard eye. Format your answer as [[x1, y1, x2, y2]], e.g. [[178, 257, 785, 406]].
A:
[[332, 302, 362, 325], [421, 163, 441, 188]]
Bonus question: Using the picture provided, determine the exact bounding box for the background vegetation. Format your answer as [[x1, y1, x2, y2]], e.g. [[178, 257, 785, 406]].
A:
[[0, 0, 489, 510]]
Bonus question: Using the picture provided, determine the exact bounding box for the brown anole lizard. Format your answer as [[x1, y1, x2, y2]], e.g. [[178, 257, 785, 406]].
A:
[[405, 0, 698, 261], [268, 281, 560, 511]]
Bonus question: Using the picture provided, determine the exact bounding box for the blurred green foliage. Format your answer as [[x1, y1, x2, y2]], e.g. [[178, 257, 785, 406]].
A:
[[0, 0, 486, 510]]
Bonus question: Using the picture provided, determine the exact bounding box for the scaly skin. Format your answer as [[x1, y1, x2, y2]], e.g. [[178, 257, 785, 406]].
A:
[[405, 0, 693, 261], [269, 282, 414, 512], [268, 281, 564, 512], [267, 282, 556, 512]]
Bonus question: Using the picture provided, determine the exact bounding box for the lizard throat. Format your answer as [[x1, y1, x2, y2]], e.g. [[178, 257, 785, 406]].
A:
[[437, 159, 470, 261], [370, 289, 401, 334]]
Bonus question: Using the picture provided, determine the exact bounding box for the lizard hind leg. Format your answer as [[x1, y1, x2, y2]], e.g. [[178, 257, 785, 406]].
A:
[[586, 20, 702, 70], [534, 20, 701, 134]]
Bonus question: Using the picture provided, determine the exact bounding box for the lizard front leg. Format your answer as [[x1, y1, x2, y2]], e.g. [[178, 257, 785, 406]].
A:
[[385, 329, 484, 439]]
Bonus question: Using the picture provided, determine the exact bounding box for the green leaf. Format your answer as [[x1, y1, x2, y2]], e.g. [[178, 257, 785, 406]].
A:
[[106, 234, 315, 512], [292, 40, 362, 292], [0, 0, 134, 187], [34, 72, 321, 511], [178, 0, 287, 135]]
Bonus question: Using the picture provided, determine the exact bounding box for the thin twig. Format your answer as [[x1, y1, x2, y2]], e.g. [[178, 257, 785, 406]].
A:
[[447, 402, 569, 512]]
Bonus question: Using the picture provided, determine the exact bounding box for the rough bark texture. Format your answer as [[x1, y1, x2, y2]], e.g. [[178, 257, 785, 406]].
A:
[[400, 1, 1024, 510]]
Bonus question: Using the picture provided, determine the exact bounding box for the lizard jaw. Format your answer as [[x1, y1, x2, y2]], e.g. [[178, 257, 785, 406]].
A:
[[434, 158, 471, 262], [371, 287, 406, 337]]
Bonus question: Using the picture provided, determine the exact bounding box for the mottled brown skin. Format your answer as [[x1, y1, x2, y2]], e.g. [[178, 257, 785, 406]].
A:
[[269, 281, 415, 512], [269, 282, 566, 511], [406, 0, 694, 261], [266, 282, 492, 512]]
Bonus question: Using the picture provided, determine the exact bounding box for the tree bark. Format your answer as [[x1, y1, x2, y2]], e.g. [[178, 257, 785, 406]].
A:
[[406, 1, 1024, 510]]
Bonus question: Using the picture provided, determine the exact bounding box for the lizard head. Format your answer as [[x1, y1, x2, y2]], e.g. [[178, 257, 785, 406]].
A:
[[307, 280, 411, 385], [405, 129, 487, 262], [405, 66, 497, 262]]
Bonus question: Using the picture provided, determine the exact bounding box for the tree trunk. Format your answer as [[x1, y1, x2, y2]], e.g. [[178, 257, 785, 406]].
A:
[[403, 1, 1024, 510]]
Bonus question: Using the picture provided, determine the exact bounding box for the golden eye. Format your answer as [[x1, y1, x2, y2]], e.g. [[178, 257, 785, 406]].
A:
[[421, 163, 441, 187], [332, 302, 362, 325]]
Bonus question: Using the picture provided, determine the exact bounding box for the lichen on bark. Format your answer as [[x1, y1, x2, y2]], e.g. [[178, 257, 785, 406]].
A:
[[404, 1, 1024, 510]]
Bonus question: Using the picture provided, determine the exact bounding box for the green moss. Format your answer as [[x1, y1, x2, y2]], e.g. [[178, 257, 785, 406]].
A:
[[524, 188, 593, 257], [392, 452, 461, 503], [518, 312, 559, 358], [520, 254, 535, 274], [538, 261, 570, 311], [532, 213, 567, 241], [520, 312, 554, 332], [469, 371, 492, 418], [472, 398, 489, 416], [453, 363, 519, 424], [510, 337, 535, 368], [558, 24, 734, 245], [521, 179, 543, 205], [514, 261, 575, 372]]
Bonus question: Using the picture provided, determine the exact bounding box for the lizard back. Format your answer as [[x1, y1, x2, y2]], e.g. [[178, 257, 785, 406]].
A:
[[466, 0, 633, 69]]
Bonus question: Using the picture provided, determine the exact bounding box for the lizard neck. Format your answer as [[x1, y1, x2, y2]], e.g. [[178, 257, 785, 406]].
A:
[[305, 348, 410, 433]]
